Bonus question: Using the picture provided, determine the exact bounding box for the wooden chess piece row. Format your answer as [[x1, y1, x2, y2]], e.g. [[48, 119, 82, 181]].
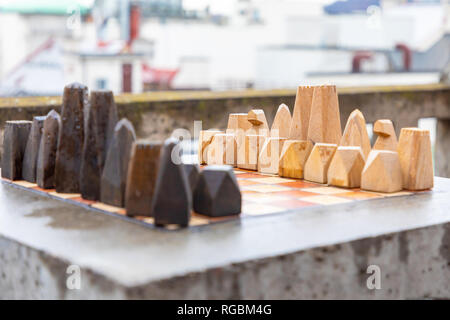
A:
[[200, 85, 434, 192], [1, 83, 242, 228]]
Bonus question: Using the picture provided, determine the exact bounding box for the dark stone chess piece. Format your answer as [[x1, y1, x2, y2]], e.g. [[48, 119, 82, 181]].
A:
[[36, 110, 61, 189], [125, 141, 162, 216], [100, 119, 136, 207], [153, 138, 192, 227], [80, 91, 118, 200], [22, 116, 46, 183], [193, 165, 241, 217], [183, 163, 200, 193], [55, 82, 88, 193], [1, 121, 32, 180]]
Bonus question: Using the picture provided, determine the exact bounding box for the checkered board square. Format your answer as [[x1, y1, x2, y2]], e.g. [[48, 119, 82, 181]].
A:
[[1, 168, 428, 231]]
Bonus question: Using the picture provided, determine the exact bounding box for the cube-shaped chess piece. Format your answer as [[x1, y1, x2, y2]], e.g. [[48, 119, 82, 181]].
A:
[[193, 165, 241, 217], [237, 134, 265, 170], [397, 128, 433, 190], [55, 82, 88, 193], [258, 137, 286, 174], [125, 141, 162, 216], [198, 130, 222, 165], [373, 119, 397, 151], [36, 110, 61, 189], [1, 120, 32, 180], [327, 146, 365, 188], [22, 116, 46, 183], [207, 133, 237, 166], [339, 109, 371, 159], [361, 150, 403, 193], [101, 119, 136, 207], [153, 138, 192, 227], [278, 140, 313, 179], [304, 143, 337, 184]]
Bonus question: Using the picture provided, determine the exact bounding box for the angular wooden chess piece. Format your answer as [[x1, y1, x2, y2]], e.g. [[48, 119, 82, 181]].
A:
[[339, 109, 371, 159], [247, 109, 269, 132], [153, 138, 192, 227], [1, 120, 32, 180], [279, 140, 313, 179], [101, 119, 136, 207], [307, 85, 342, 144], [36, 110, 61, 189], [304, 143, 338, 184], [183, 163, 200, 193], [193, 165, 241, 217], [198, 130, 222, 165], [22, 116, 46, 183], [258, 137, 287, 174], [397, 128, 434, 190], [238, 134, 265, 170], [226, 113, 251, 134], [80, 91, 118, 200], [361, 150, 403, 193], [55, 82, 88, 193], [270, 103, 291, 138], [327, 146, 365, 188], [125, 141, 162, 216], [207, 133, 237, 166], [289, 86, 314, 140], [373, 119, 397, 151]]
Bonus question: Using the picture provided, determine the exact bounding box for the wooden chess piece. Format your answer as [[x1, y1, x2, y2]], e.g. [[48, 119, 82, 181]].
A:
[[207, 133, 237, 166], [101, 119, 136, 207], [198, 130, 222, 165], [327, 146, 365, 188], [1, 120, 32, 180], [22, 116, 46, 183], [397, 128, 433, 190], [226, 113, 251, 134], [289, 86, 314, 140], [339, 109, 371, 159], [304, 143, 338, 184], [361, 150, 403, 193], [193, 165, 241, 217], [279, 140, 313, 179], [307, 85, 342, 144], [258, 137, 287, 174], [36, 110, 61, 189], [153, 138, 191, 227], [125, 141, 162, 216], [373, 119, 397, 151], [238, 134, 265, 170], [270, 103, 291, 138], [55, 82, 88, 193]]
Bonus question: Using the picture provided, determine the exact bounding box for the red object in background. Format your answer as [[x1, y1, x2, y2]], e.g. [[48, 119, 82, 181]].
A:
[[129, 4, 141, 45], [395, 43, 412, 71], [352, 51, 373, 73], [142, 64, 179, 88], [122, 63, 133, 93]]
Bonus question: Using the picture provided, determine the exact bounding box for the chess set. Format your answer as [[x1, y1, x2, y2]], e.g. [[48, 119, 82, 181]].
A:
[[1, 84, 434, 231]]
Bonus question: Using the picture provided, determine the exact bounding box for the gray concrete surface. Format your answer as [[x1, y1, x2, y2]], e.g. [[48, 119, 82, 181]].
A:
[[0, 178, 449, 299]]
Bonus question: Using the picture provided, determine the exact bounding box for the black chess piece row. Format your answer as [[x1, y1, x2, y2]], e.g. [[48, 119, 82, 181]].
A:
[[1, 82, 241, 227]]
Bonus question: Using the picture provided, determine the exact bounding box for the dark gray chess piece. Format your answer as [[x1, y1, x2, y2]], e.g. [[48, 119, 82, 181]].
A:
[[183, 163, 200, 193], [1, 121, 32, 180], [22, 116, 46, 183]]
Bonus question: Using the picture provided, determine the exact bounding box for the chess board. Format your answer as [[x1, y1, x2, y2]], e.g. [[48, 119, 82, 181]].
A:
[[1, 168, 427, 231]]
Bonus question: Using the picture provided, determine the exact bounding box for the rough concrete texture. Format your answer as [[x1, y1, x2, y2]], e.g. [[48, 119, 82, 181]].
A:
[[0, 177, 449, 299]]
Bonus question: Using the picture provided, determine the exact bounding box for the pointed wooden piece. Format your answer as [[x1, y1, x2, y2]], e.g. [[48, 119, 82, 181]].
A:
[[55, 82, 88, 193], [307, 85, 342, 144], [36, 110, 61, 189], [237, 134, 265, 170], [257, 137, 287, 174], [207, 133, 237, 166], [289, 86, 315, 140], [361, 150, 403, 193], [304, 143, 338, 184], [270, 104, 291, 138], [22, 116, 46, 182], [397, 128, 433, 190], [153, 138, 192, 227], [183, 163, 200, 193], [373, 119, 397, 151], [327, 146, 366, 188], [125, 141, 162, 216], [247, 109, 269, 129], [1, 120, 32, 180], [278, 140, 313, 179], [340, 109, 371, 159], [198, 130, 222, 165], [100, 119, 136, 207], [193, 165, 241, 217]]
